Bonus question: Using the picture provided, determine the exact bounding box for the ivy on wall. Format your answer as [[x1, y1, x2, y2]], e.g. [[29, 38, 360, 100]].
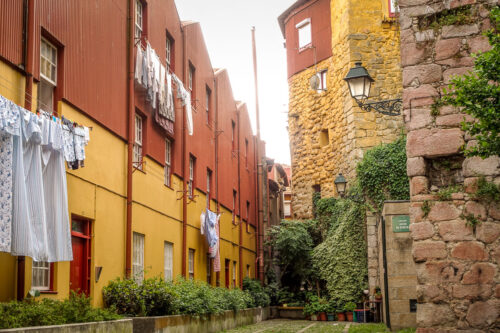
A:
[[311, 199, 367, 308], [356, 136, 410, 212]]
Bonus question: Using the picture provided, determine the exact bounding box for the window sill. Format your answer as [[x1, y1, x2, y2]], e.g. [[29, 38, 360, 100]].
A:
[[298, 44, 312, 53], [40, 290, 58, 294], [164, 184, 174, 191]]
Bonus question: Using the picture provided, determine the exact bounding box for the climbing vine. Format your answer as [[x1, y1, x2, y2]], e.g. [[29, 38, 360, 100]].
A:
[[311, 199, 367, 308], [356, 136, 410, 212]]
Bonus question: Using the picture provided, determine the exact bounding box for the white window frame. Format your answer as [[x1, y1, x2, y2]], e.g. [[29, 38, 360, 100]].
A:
[[246, 201, 250, 220], [206, 169, 211, 206], [166, 35, 172, 67], [231, 121, 235, 150], [296, 18, 312, 50], [135, 0, 143, 40], [317, 70, 327, 92], [232, 190, 237, 223], [133, 232, 145, 284], [40, 38, 57, 85], [188, 65, 194, 91], [389, 0, 399, 16], [164, 242, 173, 281], [206, 86, 211, 124], [164, 139, 171, 186], [134, 115, 143, 169], [188, 249, 195, 280], [32, 261, 50, 291], [188, 156, 195, 198]]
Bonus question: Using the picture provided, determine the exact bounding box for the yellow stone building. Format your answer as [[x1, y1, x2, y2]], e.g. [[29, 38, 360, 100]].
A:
[[279, 0, 403, 219]]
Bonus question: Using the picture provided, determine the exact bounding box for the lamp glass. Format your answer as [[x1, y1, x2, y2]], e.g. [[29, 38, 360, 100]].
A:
[[334, 173, 347, 196], [348, 77, 371, 100], [335, 181, 346, 195]]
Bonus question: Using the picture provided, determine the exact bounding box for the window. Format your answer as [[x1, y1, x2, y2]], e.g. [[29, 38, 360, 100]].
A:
[[316, 70, 327, 91], [164, 242, 173, 280], [39, 38, 57, 112], [231, 121, 236, 150], [166, 33, 174, 69], [165, 139, 172, 186], [389, 0, 399, 17], [232, 261, 237, 288], [225, 259, 230, 288], [246, 201, 250, 221], [246, 264, 250, 278], [206, 254, 212, 284], [188, 155, 195, 198], [134, 115, 143, 169], [232, 190, 237, 223], [206, 169, 212, 206], [133, 233, 145, 283], [296, 18, 311, 50], [32, 261, 52, 291], [188, 249, 195, 280], [135, 0, 143, 40], [319, 129, 329, 147], [206, 86, 212, 125], [245, 139, 248, 167]]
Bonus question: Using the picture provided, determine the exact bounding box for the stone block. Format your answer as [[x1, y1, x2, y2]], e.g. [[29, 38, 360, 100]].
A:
[[411, 176, 429, 196], [435, 38, 462, 60], [415, 30, 435, 42], [410, 222, 435, 241], [450, 0, 477, 9], [407, 108, 432, 130], [437, 220, 474, 241], [403, 84, 438, 109], [466, 300, 499, 328], [403, 64, 442, 87], [407, 157, 427, 177], [417, 261, 465, 284], [443, 67, 474, 84], [463, 156, 500, 177], [407, 128, 464, 158], [417, 284, 448, 302], [437, 56, 475, 68], [489, 203, 500, 220], [401, 28, 415, 44], [451, 242, 489, 261], [464, 177, 479, 193], [395, 286, 417, 300], [417, 303, 457, 327], [468, 35, 492, 53], [401, 42, 427, 66], [383, 201, 410, 215], [428, 202, 460, 222], [462, 263, 496, 284], [476, 222, 500, 244], [453, 284, 493, 299], [435, 114, 474, 127], [464, 201, 487, 221], [442, 24, 479, 38], [413, 241, 447, 262]]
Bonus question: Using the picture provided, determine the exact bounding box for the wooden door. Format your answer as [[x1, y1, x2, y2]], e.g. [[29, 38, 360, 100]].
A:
[[70, 219, 91, 295]]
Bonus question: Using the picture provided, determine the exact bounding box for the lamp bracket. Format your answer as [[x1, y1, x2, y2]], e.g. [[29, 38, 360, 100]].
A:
[[355, 98, 402, 116]]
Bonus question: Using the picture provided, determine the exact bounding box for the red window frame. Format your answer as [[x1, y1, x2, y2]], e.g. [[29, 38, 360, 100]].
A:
[[388, 0, 398, 17]]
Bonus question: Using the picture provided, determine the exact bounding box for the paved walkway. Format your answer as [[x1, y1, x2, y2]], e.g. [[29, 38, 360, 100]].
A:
[[219, 319, 350, 333]]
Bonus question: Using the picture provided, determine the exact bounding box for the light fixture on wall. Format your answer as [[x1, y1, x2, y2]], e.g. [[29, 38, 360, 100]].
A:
[[334, 173, 347, 198], [343, 62, 402, 116]]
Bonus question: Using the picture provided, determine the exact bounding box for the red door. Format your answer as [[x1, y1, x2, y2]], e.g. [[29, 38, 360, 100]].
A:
[[225, 259, 230, 288], [70, 219, 91, 296]]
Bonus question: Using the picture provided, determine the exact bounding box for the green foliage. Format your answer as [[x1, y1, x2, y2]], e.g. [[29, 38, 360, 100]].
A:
[[266, 220, 315, 294], [441, 7, 500, 158], [0, 292, 120, 329], [472, 176, 500, 203], [430, 98, 445, 117], [312, 199, 367, 307], [436, 184, 463, 201], [103, 277, 256, 318], [421, 200, 431, 218], [357, 137, 410, 212], [419, 5, 477, 30], [343, 301, 357, 312], [463, 213, 481, 229], [303, 295, 329, 316], [242, 277, 270, 308]]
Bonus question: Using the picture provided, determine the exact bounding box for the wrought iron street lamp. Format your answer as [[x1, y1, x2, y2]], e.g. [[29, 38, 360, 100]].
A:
[[334, 173, 347, 198], [343, 62, 402, 116]]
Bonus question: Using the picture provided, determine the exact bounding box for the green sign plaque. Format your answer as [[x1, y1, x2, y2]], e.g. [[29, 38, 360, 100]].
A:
[[392, 215, 410, 233]]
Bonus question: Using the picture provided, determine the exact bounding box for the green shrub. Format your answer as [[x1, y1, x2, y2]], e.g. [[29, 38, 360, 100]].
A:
[[140, 277, 178, 316], [0, 292, 120, 329], [102, 278, 146, 316], [242, 277, 270, 308]]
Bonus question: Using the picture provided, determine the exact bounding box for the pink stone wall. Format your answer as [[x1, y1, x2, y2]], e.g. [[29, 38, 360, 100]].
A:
[[399, 0, 500, 331]]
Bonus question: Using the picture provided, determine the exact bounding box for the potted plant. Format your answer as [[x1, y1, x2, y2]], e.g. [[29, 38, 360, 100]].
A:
[[303, 296, 320, 321], [344, 301, 356, 322], [318, 298, 328, 321], [374, 286, 382, 301], [326, 302, 336, 321], [336, 302, 346, 322]]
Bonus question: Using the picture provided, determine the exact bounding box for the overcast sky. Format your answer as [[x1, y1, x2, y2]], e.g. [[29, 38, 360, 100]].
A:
[[175, 0, 295, 165]]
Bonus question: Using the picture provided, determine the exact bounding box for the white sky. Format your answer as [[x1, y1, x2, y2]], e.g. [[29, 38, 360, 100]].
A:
[[175, 0, 295, 165]]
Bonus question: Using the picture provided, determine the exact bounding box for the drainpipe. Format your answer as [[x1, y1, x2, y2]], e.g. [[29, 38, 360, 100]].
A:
[[214, 76, 220, 286], [236, 104, 242, 288], [381, 216, 391, 328], [17, 0, 35, 300], [125, 0, 135, 278], [260, 155, 267, 283], [254, 136, 259, 281], [181, 25, 187, 277]]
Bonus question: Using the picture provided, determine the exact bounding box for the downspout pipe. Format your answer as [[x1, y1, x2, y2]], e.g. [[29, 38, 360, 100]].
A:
[[181, 25, 187, 278], [236, 105, 242, 289], [125, 0, 135, 278], [381, 216, 391, 328], [214, 76, 220, 286], [254, 136, 259, 281], [18, 0, 35, 300]]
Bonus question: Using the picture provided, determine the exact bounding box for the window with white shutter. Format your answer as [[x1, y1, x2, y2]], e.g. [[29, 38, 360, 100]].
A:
[[188, 249, 195, 280], [32, 261, 51, 290], [165, 139, 171, 186], [164, 242, 173, 280], [134, 115, 143, 169], [133, 233, 145, 283], [296, 18, 311, 50]]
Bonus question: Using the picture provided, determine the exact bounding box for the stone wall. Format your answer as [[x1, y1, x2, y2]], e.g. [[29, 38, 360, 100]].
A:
[[399, 0, 500, 330], [380, 201, 417, 330], [288, 0, 404, 219], [0, 319, 133, 333]]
